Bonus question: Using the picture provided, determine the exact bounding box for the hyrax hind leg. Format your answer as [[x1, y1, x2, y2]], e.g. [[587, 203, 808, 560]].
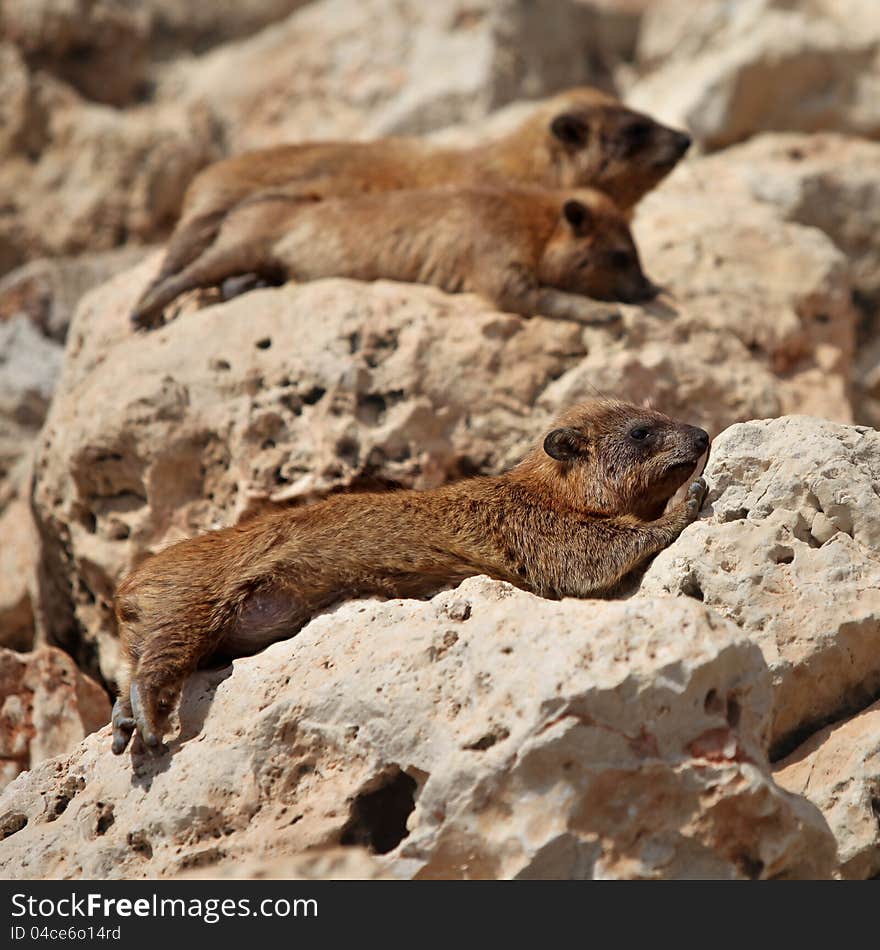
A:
[[112, 619, 197, 755], [130, 193, 313, 331], [130, 238, 277, 331]]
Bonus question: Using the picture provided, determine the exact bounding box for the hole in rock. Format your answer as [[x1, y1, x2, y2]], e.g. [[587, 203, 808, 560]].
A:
[[735, 853, 764, 880], [680, 576, 704, 602], [703, 689, 723, 716], [340, 767, 417, 855], [0, 814, 27, 841], [463, 728, 510, 752], [95, 803, 114, 835], [302, 386, 326, 405], [128, 831, 152, 858], [255, 338, 272, 350], [726, 696, 741, 729]]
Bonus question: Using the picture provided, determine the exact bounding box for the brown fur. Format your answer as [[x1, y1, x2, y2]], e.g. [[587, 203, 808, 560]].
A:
[[132, 87, 690, 323], [111, 399, 709, 755], [130, 185, 656, 328]]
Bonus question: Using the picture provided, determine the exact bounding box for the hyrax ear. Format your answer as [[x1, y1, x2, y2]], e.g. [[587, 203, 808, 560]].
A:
[[543, 427, 589, 462], [550, 113, 590, 148], [562, 199, 595, 236]]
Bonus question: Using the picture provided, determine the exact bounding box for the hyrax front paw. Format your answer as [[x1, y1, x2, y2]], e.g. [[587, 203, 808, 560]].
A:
[[685, 477, 708, 519], [128, 681, 168, 755], [111, 696, 135, 755], [129, 308, 164, 332]]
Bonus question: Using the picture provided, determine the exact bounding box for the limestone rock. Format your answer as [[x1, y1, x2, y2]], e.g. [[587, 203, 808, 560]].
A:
[[0, 315, 62, 490], [0, 646, 110, 792], [144, 0, 313, 59], [157, 0, 612, 153], [0, 80, 220, 269], [0, 583, 835, 879], [639, 416, 880, 757], [1, 0, 151, 107], [0, 495, 37, 651], [179, 848, 392, 880], [775, 700, 880, 880], [0, 247, 152, 343], [628, 0, 880, 150], [666, 132, 880, 429]]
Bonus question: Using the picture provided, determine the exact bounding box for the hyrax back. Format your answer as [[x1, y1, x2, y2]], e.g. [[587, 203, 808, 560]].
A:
[[130, 185, 657, 328], [133, 86, 689, 322], [111, 399, 709, 756]]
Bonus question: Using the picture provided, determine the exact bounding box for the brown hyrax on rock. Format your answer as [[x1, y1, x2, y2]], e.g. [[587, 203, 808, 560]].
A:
[[130, 185, 657, 329], [111, 399, 709, 755], [131, 86, 690, 323]]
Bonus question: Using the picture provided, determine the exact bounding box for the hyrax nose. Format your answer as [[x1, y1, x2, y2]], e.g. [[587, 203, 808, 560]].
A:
[[690, 427, 710, 453], [675, 131, 692, 156]]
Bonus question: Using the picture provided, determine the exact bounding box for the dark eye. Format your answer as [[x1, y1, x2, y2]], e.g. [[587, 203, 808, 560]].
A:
[[629, 427, 650, 441], [626, 121, 652, 142], [610, 250, 634, 270]]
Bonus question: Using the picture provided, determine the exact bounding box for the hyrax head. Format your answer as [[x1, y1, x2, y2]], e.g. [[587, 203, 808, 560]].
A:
[[544, 89, 691, 208], [542, 399, 709, 519], [538, 190, 657, 304]]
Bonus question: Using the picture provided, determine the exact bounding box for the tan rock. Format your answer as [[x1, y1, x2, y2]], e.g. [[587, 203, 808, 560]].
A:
[[665, 132, 880, 428], [1, 0, 150, 107], [0, 583, 835, 879], [0, 316, 62, 493], [628, 0, 880, 150], [179, 847, 392, 880], [144, 0, 312, 59], [775, 700, 880, 880], [0, 496, 37, 651], [0, 247, 152, 342], [156, 0, 611, 152], [0, 66, 220, 274], [639, 416, 880, 757], [0, 646, 110, 792]]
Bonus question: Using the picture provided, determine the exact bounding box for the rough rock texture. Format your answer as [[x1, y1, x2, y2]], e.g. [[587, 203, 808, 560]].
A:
[[688, 133, 880, 307], [157, 0, 612, 152], [0, 584, 835, 879], [0, 646, 110, 792], [0, 0, 151, 107], [628, 0, 880, 150], [639, 416, 880, 759], [775, 700, 880, 880], [143, 0, 313, 59], [0, 315, 62, 491], [0, 72, 220, 269], [0, 496, 37, 652], [0, 247, 152, 343], [29, 187, 857, 684], [669, 132, 880, 429], [179, 848, 391, 880]]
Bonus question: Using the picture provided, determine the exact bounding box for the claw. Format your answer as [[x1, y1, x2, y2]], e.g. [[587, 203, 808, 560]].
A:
[[686, 477, 708, 517], [130, 681, 162, 751], [130, 310, 162, 332], [111, 697, 135, 755]]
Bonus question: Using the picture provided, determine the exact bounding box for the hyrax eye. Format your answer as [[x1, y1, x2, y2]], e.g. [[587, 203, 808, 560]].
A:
[[626, 122, 652, 142], [610, 251, 634, 270], [629, 427, 650, 441]]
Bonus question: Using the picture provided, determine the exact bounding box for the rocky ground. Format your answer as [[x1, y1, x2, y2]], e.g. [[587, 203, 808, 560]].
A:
[[2, 0, 880, 879]]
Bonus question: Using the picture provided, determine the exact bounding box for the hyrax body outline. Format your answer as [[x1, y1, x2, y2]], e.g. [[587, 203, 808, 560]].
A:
[[111, 399, 710, 755], [130, 185, 656, 328], [131, 86, 690, 326]]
